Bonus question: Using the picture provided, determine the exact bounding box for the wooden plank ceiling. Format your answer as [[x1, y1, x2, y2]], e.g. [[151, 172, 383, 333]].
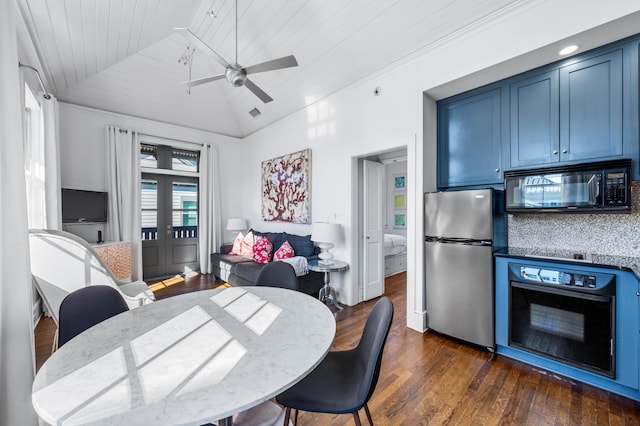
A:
[[19, 0, 519, 138]]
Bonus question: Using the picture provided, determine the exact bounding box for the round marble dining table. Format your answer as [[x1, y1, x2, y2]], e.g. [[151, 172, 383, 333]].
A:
[[32, 286, 336, 425]]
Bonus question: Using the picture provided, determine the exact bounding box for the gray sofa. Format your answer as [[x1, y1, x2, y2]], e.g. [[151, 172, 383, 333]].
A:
[[210, 230, 325, 296]]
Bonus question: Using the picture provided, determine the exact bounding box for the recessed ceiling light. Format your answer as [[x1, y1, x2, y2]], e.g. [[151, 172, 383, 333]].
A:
[[559, 45, 579, 56]]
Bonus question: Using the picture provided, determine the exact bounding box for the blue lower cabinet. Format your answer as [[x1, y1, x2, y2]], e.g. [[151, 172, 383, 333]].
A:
[[495, 256, 640, 401]]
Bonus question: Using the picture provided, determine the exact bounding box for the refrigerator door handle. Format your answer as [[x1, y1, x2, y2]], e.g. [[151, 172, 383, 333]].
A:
[[440, 238, 492, 246]]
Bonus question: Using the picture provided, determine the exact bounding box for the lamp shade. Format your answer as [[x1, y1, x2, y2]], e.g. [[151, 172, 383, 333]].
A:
[[311, 222, 341, 244], [226, 218, 247, 231]]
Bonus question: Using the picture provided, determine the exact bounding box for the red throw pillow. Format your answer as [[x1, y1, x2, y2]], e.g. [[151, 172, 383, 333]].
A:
[[273, 240, 295, 261], [231, 232, 244, 255], [240, 231, 255, 257], [252, 237, 273, 264]]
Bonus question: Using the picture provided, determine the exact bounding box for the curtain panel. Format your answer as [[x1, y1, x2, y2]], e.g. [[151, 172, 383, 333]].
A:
[[0, 0, 39, 423], [41, 94, 62, 230], [106, 126, 143, 281], [199, 144, 222, 274]]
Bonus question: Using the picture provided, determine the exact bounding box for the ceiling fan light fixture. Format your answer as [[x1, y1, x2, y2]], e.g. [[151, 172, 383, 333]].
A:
[[226, 66, 247, 87]]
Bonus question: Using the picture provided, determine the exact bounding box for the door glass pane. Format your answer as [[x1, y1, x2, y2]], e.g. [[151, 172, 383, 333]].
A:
[[141, 179, 158, 240], [172, 181, 198, 238]]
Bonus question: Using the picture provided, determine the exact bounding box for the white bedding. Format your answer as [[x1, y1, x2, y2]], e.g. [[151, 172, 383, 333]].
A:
[[384, 234, 407, 256]]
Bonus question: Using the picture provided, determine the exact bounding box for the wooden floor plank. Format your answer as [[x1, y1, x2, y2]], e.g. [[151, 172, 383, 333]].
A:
[[34, 271, 640, 424]]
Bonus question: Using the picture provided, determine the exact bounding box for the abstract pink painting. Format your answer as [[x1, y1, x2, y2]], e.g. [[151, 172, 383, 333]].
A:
[[261, 149, 311, 223]]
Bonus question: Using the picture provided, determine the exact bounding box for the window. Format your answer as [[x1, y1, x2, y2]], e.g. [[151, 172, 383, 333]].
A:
[[23, 84, 46, 228], [172, 149, 198, 173], [139, 144, 199, 173], [140, 144, 158, 168]]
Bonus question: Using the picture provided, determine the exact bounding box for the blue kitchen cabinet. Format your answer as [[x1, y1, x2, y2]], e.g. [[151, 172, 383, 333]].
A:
[[509, 70, 560, 167], [437, 85, 503, 188], [509, 49, 623, 168], [559, 49, 623, 162]]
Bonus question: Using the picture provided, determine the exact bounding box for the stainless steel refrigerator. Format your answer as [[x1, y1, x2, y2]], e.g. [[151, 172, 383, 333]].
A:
[[424, 188, 506, 350]]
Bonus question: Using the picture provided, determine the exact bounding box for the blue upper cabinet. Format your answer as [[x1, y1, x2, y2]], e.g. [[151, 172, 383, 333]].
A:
[[437, 85, 503, 188], [509, 49, 623, 168], [510, 70, 560, 167], [559, 49, 623, 162], [437, 35, 639, 187]]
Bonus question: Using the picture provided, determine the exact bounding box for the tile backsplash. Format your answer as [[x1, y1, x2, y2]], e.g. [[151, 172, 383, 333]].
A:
[[508, 181, 640, 258]]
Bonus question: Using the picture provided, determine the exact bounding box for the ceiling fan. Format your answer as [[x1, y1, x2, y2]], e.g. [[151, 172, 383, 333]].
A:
[[175, 0, 298, 103]]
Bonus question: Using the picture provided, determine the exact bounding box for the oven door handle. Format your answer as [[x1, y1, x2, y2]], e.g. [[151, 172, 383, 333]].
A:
[[511, 281, 614, 303]]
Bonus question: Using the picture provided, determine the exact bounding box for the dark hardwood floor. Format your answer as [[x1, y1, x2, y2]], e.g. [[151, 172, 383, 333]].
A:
[[34, 272, 640, 425]]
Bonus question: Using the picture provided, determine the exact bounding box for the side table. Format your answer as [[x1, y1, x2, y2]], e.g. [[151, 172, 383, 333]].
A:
[[308, 259, 349, 311]]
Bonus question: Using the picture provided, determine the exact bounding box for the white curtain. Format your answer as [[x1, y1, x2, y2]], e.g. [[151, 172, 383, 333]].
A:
[[41, 94, 62, 230], [23, 89, 61, 231], [0, 0, 39, 423], [199, 144, 222, 273], [106, 126, 143, 281]]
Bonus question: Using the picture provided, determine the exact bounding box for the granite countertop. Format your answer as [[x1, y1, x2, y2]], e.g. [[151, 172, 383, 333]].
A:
[[495, 247, 640, 280]]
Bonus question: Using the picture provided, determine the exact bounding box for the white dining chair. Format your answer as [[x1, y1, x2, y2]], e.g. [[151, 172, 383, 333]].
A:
[[29, 229, 155, 350]]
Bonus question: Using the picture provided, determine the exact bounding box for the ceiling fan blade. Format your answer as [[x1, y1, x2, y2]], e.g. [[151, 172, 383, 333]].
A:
[[244, 79, 273, 103], [181, 74, 226, 88], [175, 27, 230, 69], [244, 55, 298, 75]]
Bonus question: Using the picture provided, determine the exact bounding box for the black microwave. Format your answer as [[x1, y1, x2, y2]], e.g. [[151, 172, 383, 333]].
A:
[[504, 159, 632, 213]]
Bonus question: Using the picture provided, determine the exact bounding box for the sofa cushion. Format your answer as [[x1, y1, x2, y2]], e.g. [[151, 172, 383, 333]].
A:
[[252, 237, 273, 263], [212, 253, 253, 267], [284, 233, 315, 257], [233, 261, 265, 283], [274, 240, 295, 261], [252, 230, 284, 251]]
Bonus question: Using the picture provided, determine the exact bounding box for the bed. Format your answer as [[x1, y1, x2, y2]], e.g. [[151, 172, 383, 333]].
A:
[[384, 234, 407, 276]]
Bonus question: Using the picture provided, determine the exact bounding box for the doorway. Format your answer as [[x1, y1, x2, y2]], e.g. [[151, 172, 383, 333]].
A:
[[141, 173, 199, 278], [358, 147, 408, 301]]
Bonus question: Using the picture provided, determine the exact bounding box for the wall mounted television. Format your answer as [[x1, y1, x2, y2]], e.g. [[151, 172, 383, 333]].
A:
[[61, 188, 108, 223]]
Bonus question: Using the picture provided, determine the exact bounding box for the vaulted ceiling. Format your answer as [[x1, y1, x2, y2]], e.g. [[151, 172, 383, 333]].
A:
[[20, 0, 531, 138], [19, 0, 640, 139]]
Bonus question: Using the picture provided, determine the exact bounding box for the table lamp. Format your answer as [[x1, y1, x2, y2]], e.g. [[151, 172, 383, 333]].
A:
[[226, 218, 247, 241], [311, 222, 342, 265]]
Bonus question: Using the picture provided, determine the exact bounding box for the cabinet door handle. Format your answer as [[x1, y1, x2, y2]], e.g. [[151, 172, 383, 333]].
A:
[[552, 150, 558, 155], [562, 149, 568, 154], [495, 168, 500, 173]]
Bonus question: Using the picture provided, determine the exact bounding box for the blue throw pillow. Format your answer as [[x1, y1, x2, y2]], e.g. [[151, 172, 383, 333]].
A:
[[284, 232, 314, 257]]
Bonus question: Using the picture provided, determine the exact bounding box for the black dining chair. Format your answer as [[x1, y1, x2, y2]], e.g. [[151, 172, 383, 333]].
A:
[[256, 261, 299, 291], [276, 296, 394, 425], [57, 285, 129, 347]]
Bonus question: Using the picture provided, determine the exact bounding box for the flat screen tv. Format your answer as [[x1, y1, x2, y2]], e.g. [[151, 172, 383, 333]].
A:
[[61, 188, 108, 223]]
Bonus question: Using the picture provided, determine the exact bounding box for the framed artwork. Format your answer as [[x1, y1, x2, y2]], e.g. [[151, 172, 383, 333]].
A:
[[394, 175, 406, 189], [394, 213, 406, 228], [261, 149, 311, 224], [394, 194, 406, 208]]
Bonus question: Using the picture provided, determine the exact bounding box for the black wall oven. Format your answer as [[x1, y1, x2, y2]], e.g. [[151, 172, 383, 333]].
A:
[[508, 264, 616, 377]]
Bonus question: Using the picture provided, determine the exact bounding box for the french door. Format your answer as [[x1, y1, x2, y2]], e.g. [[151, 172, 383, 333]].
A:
[[141, 173, 199, 278]]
